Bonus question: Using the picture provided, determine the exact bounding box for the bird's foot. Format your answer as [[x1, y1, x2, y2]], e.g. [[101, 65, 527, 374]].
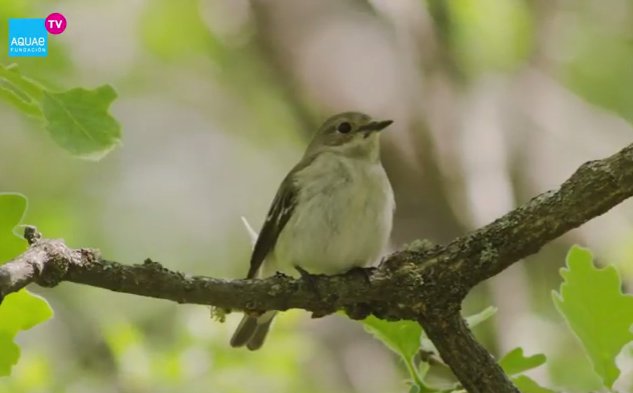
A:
[[294, 265, 312, 277], [345, 266, 374, 284], [294, 265, 320, 293]]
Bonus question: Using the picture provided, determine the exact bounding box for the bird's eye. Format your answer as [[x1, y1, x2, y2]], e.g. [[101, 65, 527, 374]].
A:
[[336, 121, 352, 134]]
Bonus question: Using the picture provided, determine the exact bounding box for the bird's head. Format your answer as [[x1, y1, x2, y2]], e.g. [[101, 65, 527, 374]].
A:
[[306, 112, 393, 161]]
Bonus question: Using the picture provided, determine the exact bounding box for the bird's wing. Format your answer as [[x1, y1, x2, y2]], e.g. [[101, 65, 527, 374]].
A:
[[246, 174, 298, 279]]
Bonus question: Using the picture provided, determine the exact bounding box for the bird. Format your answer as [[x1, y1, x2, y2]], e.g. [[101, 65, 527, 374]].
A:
[[230, 111, 395, 350]]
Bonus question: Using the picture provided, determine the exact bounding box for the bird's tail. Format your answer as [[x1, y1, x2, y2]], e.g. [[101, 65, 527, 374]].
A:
[[230, 311, 277, 350]]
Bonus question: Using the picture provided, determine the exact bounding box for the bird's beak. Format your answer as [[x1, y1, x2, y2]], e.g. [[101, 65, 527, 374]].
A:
[[358, 120, 393, 137]]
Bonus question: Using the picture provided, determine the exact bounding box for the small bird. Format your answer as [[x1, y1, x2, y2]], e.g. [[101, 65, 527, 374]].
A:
[[230, 112, 395, 350]]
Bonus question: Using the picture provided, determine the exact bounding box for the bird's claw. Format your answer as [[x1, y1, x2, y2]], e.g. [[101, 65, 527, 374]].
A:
[[294, 265, 319, 293], [345, 266, 373, 284]]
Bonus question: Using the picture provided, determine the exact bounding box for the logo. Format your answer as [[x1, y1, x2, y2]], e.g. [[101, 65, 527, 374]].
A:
[[8, 13, 66, 57], [45, 13, 67, 35]]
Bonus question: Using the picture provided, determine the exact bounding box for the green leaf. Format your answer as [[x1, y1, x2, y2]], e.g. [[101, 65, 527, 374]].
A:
[[362, 317, 433, 391], [0, 290, 53, 376], [0, 332, 19, 377], [41, 85, 121, 160], [0, 64, 121, 159], [0, 193, 27, 264], [363, 307, 497, 392], [0, 290, 53, 335], [512, 375, 557, 393], [499, 347, 546, 376], [553, 245, 633, 388], [363, 317, 422, 361]]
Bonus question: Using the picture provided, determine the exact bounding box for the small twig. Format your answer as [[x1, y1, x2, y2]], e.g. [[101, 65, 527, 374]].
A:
[[23, 225, 41, 245]]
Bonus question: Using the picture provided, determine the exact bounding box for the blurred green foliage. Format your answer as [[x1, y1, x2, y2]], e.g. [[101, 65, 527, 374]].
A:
[[445, 0, 533, 75], [560, 4, 633, 123], [140, 0, 211, 60]]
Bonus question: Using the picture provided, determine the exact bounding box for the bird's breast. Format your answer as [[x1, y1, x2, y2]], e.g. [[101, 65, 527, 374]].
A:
[[270, 154, 394, 275]]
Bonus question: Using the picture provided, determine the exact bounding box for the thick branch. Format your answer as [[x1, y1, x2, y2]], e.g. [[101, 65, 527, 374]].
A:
[[2, 143, 633, 393], [420, 310, 519, 393]]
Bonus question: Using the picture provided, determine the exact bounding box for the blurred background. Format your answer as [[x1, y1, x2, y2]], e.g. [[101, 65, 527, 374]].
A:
[[1, 0, 633, 392]]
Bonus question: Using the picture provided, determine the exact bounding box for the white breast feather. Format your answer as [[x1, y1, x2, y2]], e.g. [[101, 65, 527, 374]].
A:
[[267, 152, 394, 275]]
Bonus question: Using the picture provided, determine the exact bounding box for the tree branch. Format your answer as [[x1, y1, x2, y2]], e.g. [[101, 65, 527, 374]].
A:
[[2, 143, 633, 392], [420, 310, 518, 393]]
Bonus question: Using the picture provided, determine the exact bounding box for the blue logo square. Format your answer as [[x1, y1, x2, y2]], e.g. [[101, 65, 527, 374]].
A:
[[8, 18, 48, 57]]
